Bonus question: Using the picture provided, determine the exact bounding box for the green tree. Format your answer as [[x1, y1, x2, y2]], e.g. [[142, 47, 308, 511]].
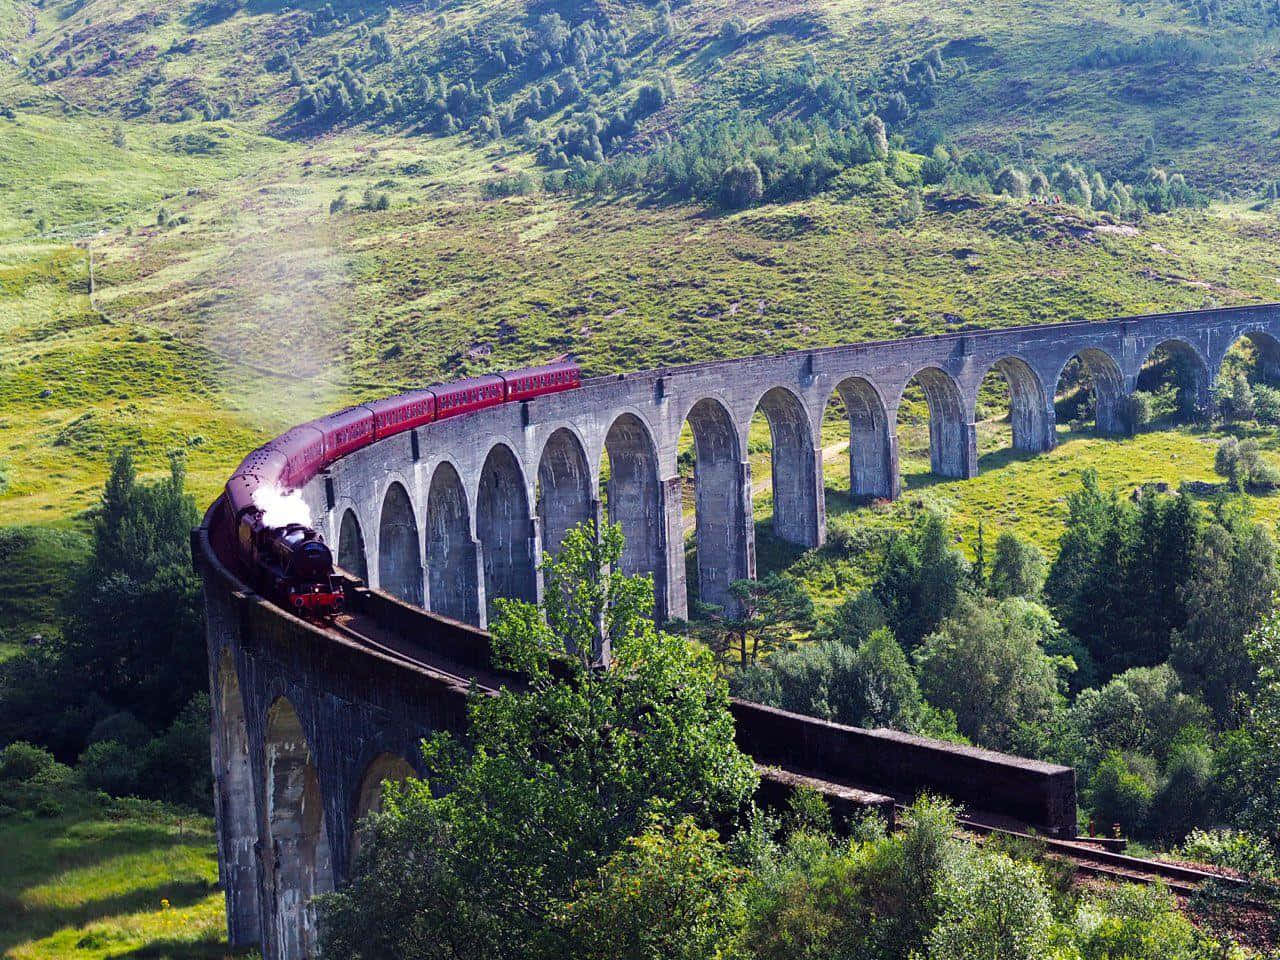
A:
[[721, 159, 764, 208], [915, 597, 1068, 751], [926, 854, 1053, 960], [1066, 664, 1209, 770], [1215, 370, 1255, 422], [989, 531, 1046, 599], [318, 523, 756, 960], [1090, 750, 1157, 837], [559, 817, 743, 960], [732, 627, 922, 730], [873, 510, 967, 648], [1047, 476, 1200, 679], [1229, 605, 1280, 850], [721, 573, 814, 666], [1171, 516, 1277, 723]]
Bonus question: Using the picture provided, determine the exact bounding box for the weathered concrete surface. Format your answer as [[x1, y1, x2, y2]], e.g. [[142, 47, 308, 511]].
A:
[[198, 506, 473, 957], [315, 305, 1279, 625], [731, 699, 1077, 838], [200, 504, 1081, 959], [201, 305, 1280, 960]]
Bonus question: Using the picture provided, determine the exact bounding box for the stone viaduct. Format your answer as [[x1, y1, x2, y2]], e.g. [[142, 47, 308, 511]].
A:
[[198, 303, 1280, 960]]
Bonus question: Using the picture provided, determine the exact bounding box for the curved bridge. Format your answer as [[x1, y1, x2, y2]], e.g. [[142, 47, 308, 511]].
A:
[[197, 303, 1280, 960]]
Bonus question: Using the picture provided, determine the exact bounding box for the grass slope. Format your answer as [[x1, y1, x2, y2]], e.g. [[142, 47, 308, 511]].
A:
[[0, 794, 229, 960]]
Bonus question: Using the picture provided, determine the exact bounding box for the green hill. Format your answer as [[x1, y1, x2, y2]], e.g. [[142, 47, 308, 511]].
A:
[[2, 0, 1280, 528]]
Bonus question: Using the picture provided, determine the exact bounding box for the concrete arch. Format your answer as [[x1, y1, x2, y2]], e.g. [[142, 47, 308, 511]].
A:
[[425, 461, 480, 626], [827, 375, 896, 501], [752, 386, 821, 547], [350, 752, 415, 863], [982, 355, 1055, 454], [685, 397, 752, 611], [477, 443, 537, 622], [900, 366, 973, 479], [263, 697, 332, 960], [1055, 347, 1127, 435], [377, 482, 423, 607], [601, 412, 668, 612], [1136, 337, 1212, 419], [215, 649, 260, 946], [337, 508, 368, 582], [537, 427, 595, 558]]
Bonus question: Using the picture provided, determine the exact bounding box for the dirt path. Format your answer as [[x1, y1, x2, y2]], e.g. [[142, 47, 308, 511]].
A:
[[750, 439, 850, 498]]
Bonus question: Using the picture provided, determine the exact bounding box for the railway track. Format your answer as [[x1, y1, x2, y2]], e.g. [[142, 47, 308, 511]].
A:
[[328, 607, 1254, 903], [957, 817, 1250, 897], [319, 618, 1254, 899]]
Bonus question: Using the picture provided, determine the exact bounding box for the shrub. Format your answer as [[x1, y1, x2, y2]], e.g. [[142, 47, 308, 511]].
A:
[[559, 817, 743, 960], [0, 741, 59, 782], [1214, 436, 1280, 490], [1073, 883, 1230, 959], [79, 739, 143, 797], [719, 17, 747, 45], [1089, 750, 1156, 836], [1122, 391, 1153, 431], [1179, 828, 1278, 878], [740, 794, 963, 960], [926, 853, 1053, 960]]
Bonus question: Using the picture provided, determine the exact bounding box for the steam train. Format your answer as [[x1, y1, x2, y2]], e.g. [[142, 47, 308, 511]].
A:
[[225, 361, 582, 618]]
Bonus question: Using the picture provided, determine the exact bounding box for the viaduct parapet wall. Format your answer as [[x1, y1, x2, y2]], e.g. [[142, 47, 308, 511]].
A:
[[200, 303, 1280, 960]]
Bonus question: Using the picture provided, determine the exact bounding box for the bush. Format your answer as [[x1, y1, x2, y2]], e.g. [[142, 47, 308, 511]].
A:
[[559, 817, 743, 960], [79, 739, 143, 797], [719, 17, 747, 44], [1089, 751, 1156, 836], [1179, 828, 1278, 878], [740, 795, 963, 960], [0, 741, 60, 782], [926, 853, 1053, 960], [1214, 436, 1280, 490], [1073, 883, 1231, 959], [1122, 391, 1153, 431]]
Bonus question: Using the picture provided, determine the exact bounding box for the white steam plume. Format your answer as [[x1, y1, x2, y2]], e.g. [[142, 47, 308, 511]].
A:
[[252, 485, 313, 529]]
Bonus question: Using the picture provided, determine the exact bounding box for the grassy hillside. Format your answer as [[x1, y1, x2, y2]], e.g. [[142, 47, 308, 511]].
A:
[[0, 0, 1276, 548], [0, 791, 228, 960]]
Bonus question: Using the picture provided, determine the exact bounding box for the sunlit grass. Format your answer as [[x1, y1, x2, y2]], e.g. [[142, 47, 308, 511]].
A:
[[0, 795, 237, 960]]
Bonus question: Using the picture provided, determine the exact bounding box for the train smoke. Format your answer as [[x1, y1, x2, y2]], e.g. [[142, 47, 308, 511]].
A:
[[252, 485, 313, 529]]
